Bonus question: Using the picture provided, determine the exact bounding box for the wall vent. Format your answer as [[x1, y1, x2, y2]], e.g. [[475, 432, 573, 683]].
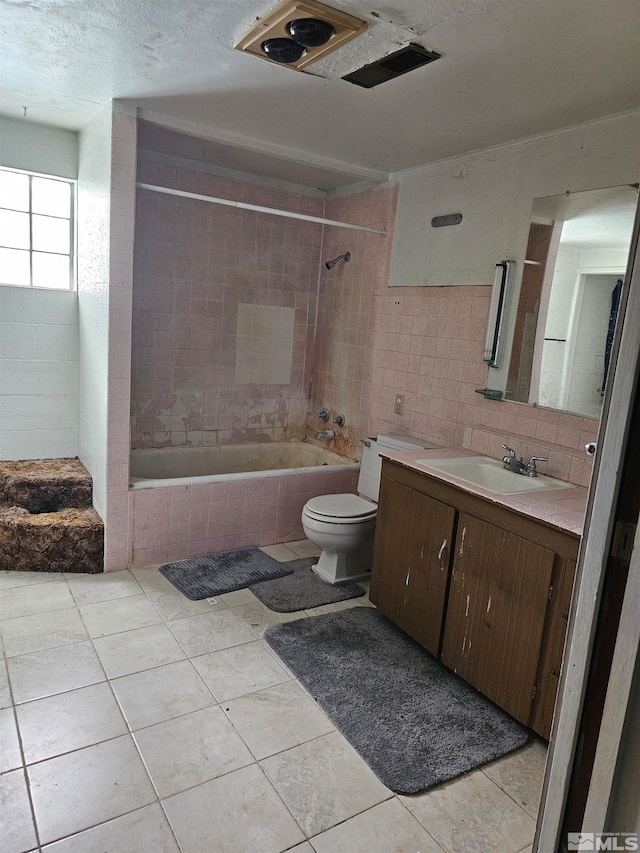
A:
[[342, 43, 441, 88]]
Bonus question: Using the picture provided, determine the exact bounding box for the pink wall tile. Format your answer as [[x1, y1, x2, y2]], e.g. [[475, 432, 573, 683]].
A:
[[311, 181, 598, 488], [131, 159, 322, 449], [126, 466, 356, 567], [123, 169, 598, 571]]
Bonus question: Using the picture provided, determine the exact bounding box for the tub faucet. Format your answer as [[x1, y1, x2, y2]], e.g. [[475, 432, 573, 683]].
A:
[[316, 429, 335, 440]]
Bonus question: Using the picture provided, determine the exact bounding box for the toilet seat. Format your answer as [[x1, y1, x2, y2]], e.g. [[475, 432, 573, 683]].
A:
[[303, 494, 377, 524]]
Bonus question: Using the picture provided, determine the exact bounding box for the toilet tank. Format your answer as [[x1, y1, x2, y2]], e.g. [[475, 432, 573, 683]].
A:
[[358, 434, 438, 502]]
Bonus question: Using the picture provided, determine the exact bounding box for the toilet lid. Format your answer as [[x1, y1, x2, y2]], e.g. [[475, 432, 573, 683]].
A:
[[304, 494, 377, 520]]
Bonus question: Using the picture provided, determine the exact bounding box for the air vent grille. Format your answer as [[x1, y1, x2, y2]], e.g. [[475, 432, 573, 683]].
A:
[[343, 43, 441, 88]]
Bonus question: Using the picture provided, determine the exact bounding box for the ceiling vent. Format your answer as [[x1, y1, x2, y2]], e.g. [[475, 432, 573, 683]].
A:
[[342, 43, 441, 88], [234, 0, 367, 71]]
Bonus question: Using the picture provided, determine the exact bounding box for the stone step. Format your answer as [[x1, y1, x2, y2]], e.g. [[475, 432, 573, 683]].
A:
[[0, 459, 92, 513], [0, 506, 104, 574], [0, 458, 103, 573]]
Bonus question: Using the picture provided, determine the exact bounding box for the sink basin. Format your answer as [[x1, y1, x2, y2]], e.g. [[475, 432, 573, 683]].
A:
[[414, 456, 574, 495]]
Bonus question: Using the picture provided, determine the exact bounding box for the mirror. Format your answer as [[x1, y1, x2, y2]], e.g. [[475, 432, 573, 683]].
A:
[[494, 185, 637, 417]]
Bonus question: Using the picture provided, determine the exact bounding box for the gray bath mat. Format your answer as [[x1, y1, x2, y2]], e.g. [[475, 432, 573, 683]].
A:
[[265, 607, 529, 794], [160, 547, 294, 600], [250, 557, 365, 612]]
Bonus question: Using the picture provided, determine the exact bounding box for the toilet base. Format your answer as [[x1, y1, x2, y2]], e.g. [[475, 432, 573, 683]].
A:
[[310, 533, 374, 585]]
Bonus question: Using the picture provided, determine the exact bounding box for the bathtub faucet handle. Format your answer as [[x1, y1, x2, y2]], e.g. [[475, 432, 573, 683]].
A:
[[317, 408, 330, 421], [316, 429, 335, 440], [333, 413, 346, 427]]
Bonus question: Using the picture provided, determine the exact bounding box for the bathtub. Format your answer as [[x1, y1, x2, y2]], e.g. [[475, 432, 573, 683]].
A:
[[127, 442, 360, 567], [130, 442, 358, 489]]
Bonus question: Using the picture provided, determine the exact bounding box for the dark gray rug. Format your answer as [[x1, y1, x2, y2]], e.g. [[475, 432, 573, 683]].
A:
[[265, 607, 529, 794], [160, 547, 294, 600], [250, 557, 365, 612]]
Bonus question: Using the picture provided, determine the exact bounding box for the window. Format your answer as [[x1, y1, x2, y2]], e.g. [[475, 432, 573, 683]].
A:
[[0, 167, 74, 290]]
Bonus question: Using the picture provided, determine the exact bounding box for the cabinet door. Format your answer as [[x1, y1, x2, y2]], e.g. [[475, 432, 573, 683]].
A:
[[441, 513, 555, 725], [370, 476, 456, 657], [530, 556, 577, 739]]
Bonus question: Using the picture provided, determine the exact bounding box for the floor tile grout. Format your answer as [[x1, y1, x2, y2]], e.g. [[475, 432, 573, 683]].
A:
[[2, 634, 44, 851], [0, 559, 541, 853]]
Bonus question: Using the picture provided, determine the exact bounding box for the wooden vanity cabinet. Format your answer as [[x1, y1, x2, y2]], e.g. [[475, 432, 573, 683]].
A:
[[529, 554, 577, 739], [441, 513, 555, 724], [369, 475, 456, 657], [370, 459, 579, 738]]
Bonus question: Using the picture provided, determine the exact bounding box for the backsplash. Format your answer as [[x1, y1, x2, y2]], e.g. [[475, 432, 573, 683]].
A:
[[312, 186, 597, 488], [131, 158, 321, 449]]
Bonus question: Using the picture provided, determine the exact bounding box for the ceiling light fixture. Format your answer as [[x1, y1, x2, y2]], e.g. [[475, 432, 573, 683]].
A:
[[235, 0, 367, 71], [261, 38, 306, 64], [286, 18, 334, 47]]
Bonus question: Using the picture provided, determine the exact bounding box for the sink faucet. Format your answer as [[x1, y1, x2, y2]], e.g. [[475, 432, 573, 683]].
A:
[[502, 445, 526, 474], [524, 456, 548, 477], [502, 445, 548, 476]]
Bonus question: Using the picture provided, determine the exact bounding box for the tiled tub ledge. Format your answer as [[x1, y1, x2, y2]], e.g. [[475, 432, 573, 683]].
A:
[[0, 458, 104, 573], [128, 466, 360, 568]]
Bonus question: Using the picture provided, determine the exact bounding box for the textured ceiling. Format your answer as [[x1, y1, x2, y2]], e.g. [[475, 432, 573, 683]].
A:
[[1, 0, 639, 175]]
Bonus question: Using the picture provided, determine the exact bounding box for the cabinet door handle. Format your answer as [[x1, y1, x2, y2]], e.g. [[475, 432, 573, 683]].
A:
[[438, 539, 448, 570]]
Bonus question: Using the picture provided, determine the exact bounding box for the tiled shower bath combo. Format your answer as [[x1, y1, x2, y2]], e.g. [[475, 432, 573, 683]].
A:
[[131, 157, 323, 452]]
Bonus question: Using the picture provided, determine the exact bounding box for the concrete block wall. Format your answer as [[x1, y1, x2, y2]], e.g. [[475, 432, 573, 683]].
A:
[[0, 116, 80, 463], [0, 286, 78, 460]]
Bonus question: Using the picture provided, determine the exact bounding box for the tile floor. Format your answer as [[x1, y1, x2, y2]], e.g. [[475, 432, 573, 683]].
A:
[[0, 540, 546, 853]]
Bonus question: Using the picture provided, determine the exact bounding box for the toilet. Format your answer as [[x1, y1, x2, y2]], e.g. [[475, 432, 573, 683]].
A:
[[302, 435, 435, 584]]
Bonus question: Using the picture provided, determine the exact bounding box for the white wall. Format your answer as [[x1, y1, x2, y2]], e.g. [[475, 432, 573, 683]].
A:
[[0, 116, 80, 462], [77, 106, 113, 518], [75, 102, 137, 568], [0, 116, 78, 179], [102, 106, 137, 571], [538, 244, 580, 409], [565, 274, 618, 417], [578, 247, 630, 271], [538, 244, 629, 414], [390, 110, 640, 288], [0, 287, 78, 459]]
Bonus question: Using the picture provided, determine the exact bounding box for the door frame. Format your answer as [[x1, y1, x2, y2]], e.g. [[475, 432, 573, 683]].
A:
[[534, 197, 640, 850]]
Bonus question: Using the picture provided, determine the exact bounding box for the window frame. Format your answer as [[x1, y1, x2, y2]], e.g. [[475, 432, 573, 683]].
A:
[[0, 166, 76, 291]]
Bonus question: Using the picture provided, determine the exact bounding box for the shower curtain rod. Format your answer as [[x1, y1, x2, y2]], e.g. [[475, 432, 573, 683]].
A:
[[136, 183, 388, 236]]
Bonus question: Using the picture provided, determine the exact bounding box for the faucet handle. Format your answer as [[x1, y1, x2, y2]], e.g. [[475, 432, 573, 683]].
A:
[[525, 456, 548, 476], [317, 408, 330, 421], [502, 444, 516, 457]]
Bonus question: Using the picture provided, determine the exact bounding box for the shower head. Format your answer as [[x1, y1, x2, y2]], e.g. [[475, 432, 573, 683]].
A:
[[325, 252, 351, 270]]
